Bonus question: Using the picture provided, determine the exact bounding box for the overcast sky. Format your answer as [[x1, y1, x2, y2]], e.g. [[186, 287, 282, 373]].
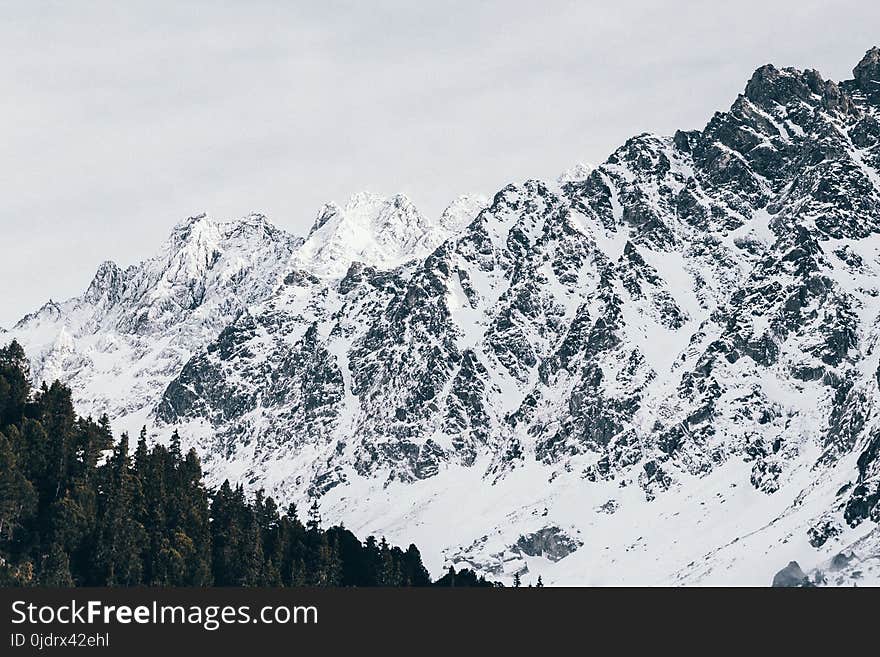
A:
[[2, 1, 879, 327]]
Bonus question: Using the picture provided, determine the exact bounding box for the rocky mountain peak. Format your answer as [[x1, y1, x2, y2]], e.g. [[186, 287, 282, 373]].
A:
[[345, 190, 386, 211], [439, 195, 489, 233], [744, 63, 816, 107], [83, 260, 124, 305], [558, 162, 594, 184], [854, 46, 880, 100], [309, 202, 343, 237], [293, 191, 449, 278], [168, 211, 212, 239]]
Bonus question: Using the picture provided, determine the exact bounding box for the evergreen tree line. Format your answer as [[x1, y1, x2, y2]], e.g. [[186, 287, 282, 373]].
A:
[[0, 341, 497, 587]]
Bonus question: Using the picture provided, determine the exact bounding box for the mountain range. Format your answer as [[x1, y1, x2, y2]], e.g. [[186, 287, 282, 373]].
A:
[[7, 47, 880, 586]]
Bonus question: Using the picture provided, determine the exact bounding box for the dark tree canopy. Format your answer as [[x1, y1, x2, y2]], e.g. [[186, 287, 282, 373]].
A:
[[0, 341, 499, 588]]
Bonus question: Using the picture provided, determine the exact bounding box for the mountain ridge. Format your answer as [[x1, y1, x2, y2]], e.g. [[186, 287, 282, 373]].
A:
[[7, 47, 880, 585]]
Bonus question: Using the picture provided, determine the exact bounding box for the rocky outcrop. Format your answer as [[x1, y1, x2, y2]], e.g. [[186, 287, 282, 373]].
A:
[[771, 561, 812, 587]]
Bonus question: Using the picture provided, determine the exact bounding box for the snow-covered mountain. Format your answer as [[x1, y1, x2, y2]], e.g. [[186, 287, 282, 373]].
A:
[[11, 213, 302, 426], [293, 192, 483, 278], [8, 48, 880, 586]]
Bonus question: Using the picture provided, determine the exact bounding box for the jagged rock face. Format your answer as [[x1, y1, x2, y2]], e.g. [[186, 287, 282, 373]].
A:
[[844, 432, 880, 525], [11, 214, 302, 421], [853, 47, 880, 103], [9, 48, 880, 585]]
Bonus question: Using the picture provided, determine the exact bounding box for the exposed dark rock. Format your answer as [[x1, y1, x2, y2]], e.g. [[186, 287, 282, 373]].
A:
[[771, 561, 812, 587], [514, 527, 582, 562], [853, 47, 880, 102]]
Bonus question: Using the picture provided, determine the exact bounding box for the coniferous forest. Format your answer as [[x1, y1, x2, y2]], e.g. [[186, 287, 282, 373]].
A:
[[0, 341, 497, 587]]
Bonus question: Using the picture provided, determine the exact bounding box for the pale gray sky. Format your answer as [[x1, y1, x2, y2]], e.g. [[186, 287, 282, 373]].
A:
[[2, 1, 879, 327]]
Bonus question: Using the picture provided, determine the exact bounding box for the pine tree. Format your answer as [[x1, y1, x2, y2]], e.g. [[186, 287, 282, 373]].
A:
[[238, 494, 265, 586], [210, 480, 239, 586], [93, 434, 145, 585], [40, 542, 74, 586], [379, 537, 399, 586], [135, 443, 167, 584], [513, 571, 521, 587], [312, 533, 342, 586], [0, 431, 36, 544], [291, 558, 307, 587], [256, 492, 283, 586], [37, 381, 77, 505], [402, 544, 431, 586], [133, 427, 149, 472], [363, 535, 382, 586], [326, 534, 343, 586], [169, 429, 182, 460], [0, 340, 29, 427], [307, 498, 321, 532]]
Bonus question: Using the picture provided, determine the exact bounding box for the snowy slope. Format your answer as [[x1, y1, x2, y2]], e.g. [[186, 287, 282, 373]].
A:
[[8, 48, 880, 585]]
